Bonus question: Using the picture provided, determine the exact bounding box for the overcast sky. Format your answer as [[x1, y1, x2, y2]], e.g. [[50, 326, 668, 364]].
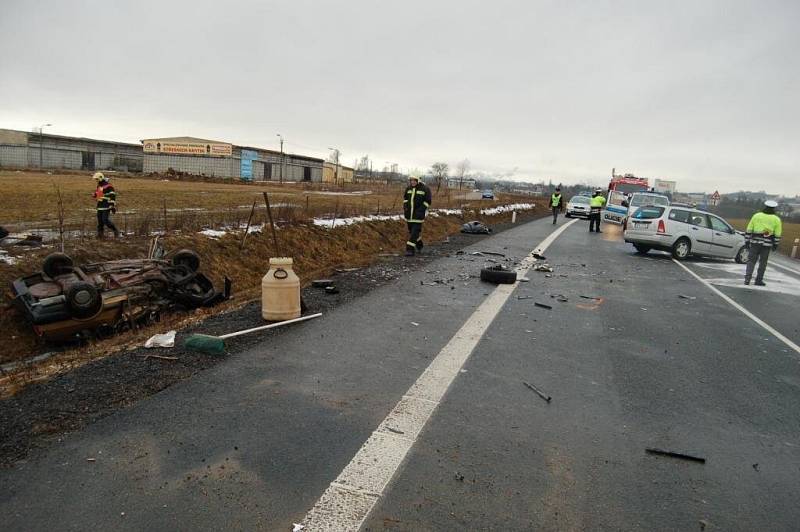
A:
[[1, 0, 798, 194]]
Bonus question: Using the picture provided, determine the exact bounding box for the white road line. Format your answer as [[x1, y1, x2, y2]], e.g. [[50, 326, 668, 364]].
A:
[[300, 219, 579, 531], [673, 259, 800, 356], [770, 260, 800, 277]]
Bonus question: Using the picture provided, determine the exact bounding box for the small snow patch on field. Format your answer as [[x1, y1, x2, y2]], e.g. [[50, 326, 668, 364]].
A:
[[199, 229, 228, 238]]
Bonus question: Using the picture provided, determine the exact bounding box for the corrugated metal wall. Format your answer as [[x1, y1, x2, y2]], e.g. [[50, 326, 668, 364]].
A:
[[144, 153, 324, 181], [0, 144, 142, 171]]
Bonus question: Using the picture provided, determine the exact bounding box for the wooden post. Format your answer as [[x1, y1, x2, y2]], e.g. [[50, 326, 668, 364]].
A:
[[331, 198, 339, 229], [262, 192, 281, 255], [792, 238, 799, 259], [240, 199, 257, 250], [162, 199, 168, 234]]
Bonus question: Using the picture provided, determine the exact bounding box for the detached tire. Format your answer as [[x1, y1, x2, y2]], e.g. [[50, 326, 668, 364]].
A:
[[735, 246, 749, 264], [43, 252, 73, 278], [671, 238, 691, 260], [480, 266, 517, 284], [65, 282, 102, 319], [172, 249, 200, 272]]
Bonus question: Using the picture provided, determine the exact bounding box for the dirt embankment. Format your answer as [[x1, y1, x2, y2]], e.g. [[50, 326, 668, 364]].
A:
[[0, 212, 541, 467]]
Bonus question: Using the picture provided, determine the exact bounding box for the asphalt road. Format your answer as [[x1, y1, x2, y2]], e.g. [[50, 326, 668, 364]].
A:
[[2, 217, 798, 531]]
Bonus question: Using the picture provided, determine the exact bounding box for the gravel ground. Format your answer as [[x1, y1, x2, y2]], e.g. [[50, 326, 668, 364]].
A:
[[0, 215, 541, 467]]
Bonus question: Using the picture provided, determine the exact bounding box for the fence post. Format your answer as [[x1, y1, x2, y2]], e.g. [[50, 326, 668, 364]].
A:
[[792, 238, 799, 259]]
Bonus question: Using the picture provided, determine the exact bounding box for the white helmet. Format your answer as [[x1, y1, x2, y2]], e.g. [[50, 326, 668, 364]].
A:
[[93, 172, 106, 181], [764, 200, 778, 208]]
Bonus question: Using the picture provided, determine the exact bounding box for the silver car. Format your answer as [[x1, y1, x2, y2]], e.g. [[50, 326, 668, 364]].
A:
[[623, 205, 749, 262], [565, 195, 591, 218]]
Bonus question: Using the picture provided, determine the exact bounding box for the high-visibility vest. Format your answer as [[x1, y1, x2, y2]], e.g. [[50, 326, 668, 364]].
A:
[[746, 212, 782, 246], [590, 195, 606, 208], [551, 194, 561, 207]]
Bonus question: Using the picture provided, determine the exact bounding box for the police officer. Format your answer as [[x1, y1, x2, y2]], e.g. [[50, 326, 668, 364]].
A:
[[403, 175, 432, 256], [589, 188, 606, 233], [93, 172, 119, 238], [550, 187, 564, 224], [744, 199, 782, 286]]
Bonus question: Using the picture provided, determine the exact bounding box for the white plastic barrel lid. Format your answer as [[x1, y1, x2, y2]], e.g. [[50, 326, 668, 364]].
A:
[[269, 257, 293, 266]]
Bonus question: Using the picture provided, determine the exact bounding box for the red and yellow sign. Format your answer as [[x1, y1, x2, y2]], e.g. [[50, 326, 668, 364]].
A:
[[143, 139, 232, 157]]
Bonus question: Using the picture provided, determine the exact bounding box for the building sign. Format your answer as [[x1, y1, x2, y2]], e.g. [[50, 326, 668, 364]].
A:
[[240, 149, 258, 181], [143, 139, 232, 156]]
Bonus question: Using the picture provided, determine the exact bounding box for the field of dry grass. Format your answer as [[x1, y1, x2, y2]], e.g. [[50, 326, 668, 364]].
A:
[[728, 218, 800, 257], [0, 170, 516, 236]]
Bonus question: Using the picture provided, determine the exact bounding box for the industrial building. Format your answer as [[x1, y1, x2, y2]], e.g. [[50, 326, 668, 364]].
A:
[[322, 161, 355, 184], [142, 136, 325, 182], [0, 128, 143, 172]]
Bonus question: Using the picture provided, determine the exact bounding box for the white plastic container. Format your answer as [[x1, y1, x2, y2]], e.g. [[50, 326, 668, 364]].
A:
[[261, 257, 301, 321]]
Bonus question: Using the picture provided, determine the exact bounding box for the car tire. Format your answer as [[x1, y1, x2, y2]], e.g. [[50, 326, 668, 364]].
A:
[[480, 266, 517, 284], [633, 244, 651, 254], [671, 238, 691, 260], [172, 249, 200, 272], [565, 212, 571, 218], [65, 282, 103, 319], [735, 246, 749, 264], [42, 252, 74, 278]]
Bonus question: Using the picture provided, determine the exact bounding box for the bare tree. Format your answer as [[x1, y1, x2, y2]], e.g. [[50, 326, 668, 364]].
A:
[[455, 159, 470, 190], [430, 162, 449, 193]]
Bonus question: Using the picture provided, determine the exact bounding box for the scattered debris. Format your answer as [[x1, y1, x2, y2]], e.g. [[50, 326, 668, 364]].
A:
[[335, 267, 361, 273], [579, 295, 600, 300], [293, 524, 305, 532], [138, 354, 179, 361], [678, 294, 697, 300], [454, 472, 465, 482], [184, 313, 323, 355], [312, 279, 334, 288], [534, 302, 553, 310], [410, 322, 420, 327], [519, 277, 530, 282], [645, 447, 706, 463], [385, 427, 405, 435], [517, 295, 533, 300], [532, 252, 546, 260], [477, 251, 506, 257], [699, 519, 709, 531], [461, 221, 492, 234], [324, 286, 339, 295], [534, 264, 554, 272], [86, 457, 96, 462], [480, 265, 517, 284], [144, 330, 177, 349], [523, 381, 552, 403], [752, 463, 759, 471], [550, 294, 569, 302]]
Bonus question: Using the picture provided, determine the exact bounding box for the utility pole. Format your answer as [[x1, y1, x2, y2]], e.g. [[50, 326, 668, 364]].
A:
[[276, 133, 284, 183], [38, 123, 52, 169], [328, 148, 340, 185]]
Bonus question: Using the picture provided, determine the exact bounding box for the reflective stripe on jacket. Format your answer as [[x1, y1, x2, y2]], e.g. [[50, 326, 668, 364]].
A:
[[551, 193, 563, 208], [403, 183, 432, 223], [746, 212, 782, 246]]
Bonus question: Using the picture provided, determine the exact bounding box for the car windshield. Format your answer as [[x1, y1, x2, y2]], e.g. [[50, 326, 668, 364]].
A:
[[631, 206, 665, 219], [570, 196, 590, 204], [631, 194, 669, 207]]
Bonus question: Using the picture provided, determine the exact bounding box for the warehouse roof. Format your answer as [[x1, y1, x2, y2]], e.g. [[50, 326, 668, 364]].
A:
[[140, 136, 231, 145]]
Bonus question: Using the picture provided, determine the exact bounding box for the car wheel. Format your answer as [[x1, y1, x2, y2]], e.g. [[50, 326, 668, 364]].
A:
[[480, 266, 517, 284], [633, 244, 651, 254], [42, 252, 74, 278], [671, 238, 691, 260], [172, 249, 200, 272], [65, 282, 103, 319], [565, 212, 571, 218], [735, 246, 749, 264]]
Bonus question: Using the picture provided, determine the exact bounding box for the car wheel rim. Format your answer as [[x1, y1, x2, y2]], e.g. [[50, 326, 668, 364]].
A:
[[677, 243, 688, 257]]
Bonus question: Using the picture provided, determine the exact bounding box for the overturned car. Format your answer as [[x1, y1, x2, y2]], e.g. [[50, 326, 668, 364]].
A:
[[11, 249, 230, 341]]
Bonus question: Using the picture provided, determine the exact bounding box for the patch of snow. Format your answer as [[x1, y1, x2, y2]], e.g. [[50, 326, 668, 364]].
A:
[[480, 203, 535, 215], [0, 250, 18, 265], [199, 229, 228, 238], [313, 214, 403, 228]]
